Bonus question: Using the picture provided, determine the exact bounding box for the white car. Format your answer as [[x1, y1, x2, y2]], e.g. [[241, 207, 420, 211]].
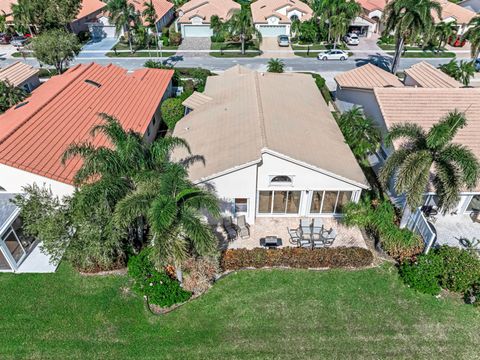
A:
[[317, 50, 349, 61], [343, 33, 359, 46], [277, 35, 290, 47]]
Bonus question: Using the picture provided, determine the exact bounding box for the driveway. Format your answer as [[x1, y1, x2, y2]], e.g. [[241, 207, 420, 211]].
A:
[[259, 37, 296, 58], [178, 38, 211, 57], [78, 37, 119, 58]]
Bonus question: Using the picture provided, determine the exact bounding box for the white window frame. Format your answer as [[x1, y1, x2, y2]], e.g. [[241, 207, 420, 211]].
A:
[[257, 190, 302, 216], [308, 190, 354, 215]]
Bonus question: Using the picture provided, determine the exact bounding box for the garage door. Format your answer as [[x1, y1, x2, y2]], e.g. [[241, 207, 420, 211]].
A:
[[89, 24, 117, 39], [258, 25, 287, 37], [183, 25, 213, 38]]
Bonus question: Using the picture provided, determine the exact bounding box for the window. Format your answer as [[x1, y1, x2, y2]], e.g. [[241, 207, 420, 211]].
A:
[[152, 116, 156, 126], [2, 230, 25, 263], [466, 195, 480, 212], [270, 175, 293, 185], [309, 191, 353, 214], [0, 249, 11, 270], [147, 126, 150, 136], [258, 191, 301, 214], [290, 14, 299, 21], [234, 198, 248, 213]]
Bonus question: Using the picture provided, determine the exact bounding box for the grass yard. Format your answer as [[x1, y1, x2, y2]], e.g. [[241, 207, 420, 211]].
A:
[[386, 51, 456, 58], [106, 50, 177, 58], [1, 264, 479, 359], [210, 42, 260, 57]]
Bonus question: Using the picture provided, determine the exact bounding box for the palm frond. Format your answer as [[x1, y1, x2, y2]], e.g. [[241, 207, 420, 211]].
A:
[[385, 123, 426, 147], [379, 148, 411, 187], [433, 159, 462, 211], [180, 207, 217, 256], [439, 143, 480, 189], [427, 110, 466, 149]]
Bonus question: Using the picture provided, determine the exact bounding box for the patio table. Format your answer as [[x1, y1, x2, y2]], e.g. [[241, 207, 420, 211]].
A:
[[260, 236, 283, 249]]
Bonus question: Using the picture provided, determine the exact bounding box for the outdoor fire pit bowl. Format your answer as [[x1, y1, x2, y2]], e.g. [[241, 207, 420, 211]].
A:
[[260, 236, 282, 249]]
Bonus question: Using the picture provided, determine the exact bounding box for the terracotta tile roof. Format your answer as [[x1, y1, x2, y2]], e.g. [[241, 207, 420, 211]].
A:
[[0, 0, 16, 21], [0, 63, 173, 185], [404, 61, 462, 88], [76, 0, 106, 20], [177, 0, 240, 23], [355, 0, 387, 12], [129, 0, 174, 23], [251, 0, 313, 24], [434, 0, 476, 24], [0, 62, 38, 87], [335, 64, 404, 90], [173, 65, 368, 188], [374, 87, 480, 190]]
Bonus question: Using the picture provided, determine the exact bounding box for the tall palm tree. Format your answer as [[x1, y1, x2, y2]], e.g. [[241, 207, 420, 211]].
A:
[[433, 21, 457, 53], [439, 59, 475, 86], [463, 16, 480, 61], [114, 162, 220, 282], [11, 0, 35, 35], [142, 0, 158, 51], [313, 0, 360, 45], [0, 80, 28, 113], [383, 0, 442, 74], [224, 5, 262, 55], [107, 0, 140, 53], [379, 111, 479, 211]]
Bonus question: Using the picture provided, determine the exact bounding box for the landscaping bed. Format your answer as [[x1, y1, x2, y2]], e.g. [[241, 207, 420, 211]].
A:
[[1, 263, 480, 358]]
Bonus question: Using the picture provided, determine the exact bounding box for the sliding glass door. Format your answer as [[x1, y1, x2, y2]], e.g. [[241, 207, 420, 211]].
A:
[[258, 191, 301, 215], [309, 191, 353, 215]]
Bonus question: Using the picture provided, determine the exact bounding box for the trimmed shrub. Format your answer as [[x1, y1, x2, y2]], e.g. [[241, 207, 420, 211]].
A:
[[311, 73, 332, 104], [399, 253, 444, 295], [128, 250, 191, 307], [182, 257, 219, 294], [169, 31, 181, 46], [161, 98, 184, 129], [221, 247, 373, 270], [436, 246, 480, 293]]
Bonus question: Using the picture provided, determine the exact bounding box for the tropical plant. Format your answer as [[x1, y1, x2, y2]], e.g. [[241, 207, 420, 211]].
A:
[[223, 5, 262, 54], [383, 0, 442, 73], [142, 0, 157, 33], [432, 21, 457, 53], [11, 0, 36, 34], [463, 16, 480, 61], [337, 107, 381, 165], [379, 111, 480, 211], [160, 98, 184, 129], [0, 80, 28, 113], [31, 29, 81, 73], [267, 58, 284, 73], [439, 59, 475, 86], [297, 19, 318, 43], [107, 0, 140, 53]]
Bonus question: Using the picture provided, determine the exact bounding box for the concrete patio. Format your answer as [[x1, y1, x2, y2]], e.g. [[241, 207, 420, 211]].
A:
[[432, 214, 480, 249], [217, 217, 367, 250]]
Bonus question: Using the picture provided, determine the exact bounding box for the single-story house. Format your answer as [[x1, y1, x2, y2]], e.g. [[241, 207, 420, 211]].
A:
[[0, 61, 40, 92], [355, 0, 386, 34], [433, 0, 477, 35], [459, 0, 480, 13], [251, 0, 313, 37], [176, 0, 240, 38], [173, 65, 369, 226], [404, 61, 463, 88], [348, 14, 377, 38], [69, 0, 107, 35], [0, 63, 174, 272], [0, 0, 15, 25]]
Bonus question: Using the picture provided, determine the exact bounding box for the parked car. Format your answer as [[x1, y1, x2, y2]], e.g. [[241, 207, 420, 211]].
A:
[[0, 33, 12, 45], [10, 36, 30, 47], [475, 58, 480, 72], [317, 49, 349, 61], [343, 33, 359, 46], [448, 35, 466, 47], [277, 35, 290, 47]]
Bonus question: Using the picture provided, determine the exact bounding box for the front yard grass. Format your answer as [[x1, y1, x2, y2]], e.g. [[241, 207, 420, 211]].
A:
[[210, 41, 260, 57], [1, 263, 479, 359], [105, 50, 177, 57], [386, 51, 456, 58]]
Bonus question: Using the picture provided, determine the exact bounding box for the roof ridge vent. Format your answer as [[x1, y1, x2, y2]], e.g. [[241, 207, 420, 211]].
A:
[[84, 79, 102, 88]]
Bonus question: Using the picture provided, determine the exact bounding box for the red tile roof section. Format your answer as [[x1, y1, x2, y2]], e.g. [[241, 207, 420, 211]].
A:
[[76, 0, 106, 20], [0, 63, 173, 185], [129, 0, 174, 22]]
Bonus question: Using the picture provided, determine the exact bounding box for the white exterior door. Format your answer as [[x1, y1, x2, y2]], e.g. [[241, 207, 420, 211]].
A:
[[258, 25, 287, 37], [182, 25, 213, 38]]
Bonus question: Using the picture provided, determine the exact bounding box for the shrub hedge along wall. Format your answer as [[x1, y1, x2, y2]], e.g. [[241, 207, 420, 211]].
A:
[[221, 247, 373, 270]]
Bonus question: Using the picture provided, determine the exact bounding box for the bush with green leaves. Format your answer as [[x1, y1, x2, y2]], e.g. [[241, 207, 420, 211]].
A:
[[0, 80, 28, 113], [298, 19, 318, 43], [128, 249, 192, 307], [343, 196, 424, 260], [464, 281, 480, 306], [161, 98, 184, 129], [311, 73, 332, 104], [267, 58, 284, 73], [399, 253, 444, 295]]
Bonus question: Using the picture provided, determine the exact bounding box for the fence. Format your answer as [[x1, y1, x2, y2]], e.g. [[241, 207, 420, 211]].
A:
[[406, 208, 436, 253]]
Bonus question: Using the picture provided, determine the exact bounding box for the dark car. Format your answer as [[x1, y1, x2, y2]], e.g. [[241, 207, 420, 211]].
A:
[[475, 58, 480, 72], [0, 33, 12, 45], [10, 36, 30, 47]]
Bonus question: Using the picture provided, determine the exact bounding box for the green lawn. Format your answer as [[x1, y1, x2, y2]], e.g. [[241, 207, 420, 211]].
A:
[[1, 264, 479, 359], [106, 50, 177, 58], [210, 41, 260, 57], [112, 42, 179, 51], [386, 51, 456, 58]]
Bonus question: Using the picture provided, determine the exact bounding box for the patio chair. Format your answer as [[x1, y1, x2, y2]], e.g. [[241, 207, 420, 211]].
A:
[[287, 227, 301, 245], [236, 215, 250, 239], [321, 227, 337, 247], [300, 219, 312, 236], [223, 217, 237, 240], [312, 237, 325, 248], [312, 218, 324, 236]]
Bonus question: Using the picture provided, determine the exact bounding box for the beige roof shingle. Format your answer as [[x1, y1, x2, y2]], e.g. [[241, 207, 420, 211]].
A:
[[374, 87, 480, 190], [0, 62, 38, 88], [177, 0, 240, 23], [182, 91, 212, 110], [434, 0, 476, 24], [335, 63, 404, 90], [173, 65, 368, 188], [404, 61, 462, 88], [251, 0, 313, 24]]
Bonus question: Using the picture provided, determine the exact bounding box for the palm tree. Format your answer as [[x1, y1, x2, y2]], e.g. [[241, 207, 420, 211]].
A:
[[11, 0, 35, 35], [439, 59, 475, 86], [114, 162, 220, 282], [383, 0, 442, 74], [107, 0, 140, 53], [337, 107, 381, 165], [267, 58, 284, 73], [142, 0, 158, 51], [313, 0, 360, 45], [224, 5, 262, 55], [0, 80, 28, 113], [379, 111, 479, 211], [433, 21, 457, 53], [463, 16, 480, 61]]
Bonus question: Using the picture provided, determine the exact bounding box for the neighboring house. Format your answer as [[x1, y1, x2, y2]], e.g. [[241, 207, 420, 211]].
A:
[[0, 0, 15, 26], [176, 0, 240, 38], [404, 61, 463, 88], [459, 0, 480, 13], [251, 0, 313, 37], [355, 0, 386, 34], [433, 0, 477, 35], [69, 0, 107, 35], [173, 65, 369, 226], [0, 63, 174, 197], [0, 61, 40, 92], [348, 14, 377, 38]]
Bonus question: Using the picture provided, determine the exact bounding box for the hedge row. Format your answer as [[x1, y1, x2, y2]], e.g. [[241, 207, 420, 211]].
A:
[[221, 247, 373, 270]]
